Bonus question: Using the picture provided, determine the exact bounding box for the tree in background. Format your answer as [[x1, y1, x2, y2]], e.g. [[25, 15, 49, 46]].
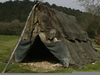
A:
[[23, 0, 30, 2], [14, 0, 19, 1], [0, 0, 87, 36], [77, 0, 100, 38], [77, 0, 100, 16]]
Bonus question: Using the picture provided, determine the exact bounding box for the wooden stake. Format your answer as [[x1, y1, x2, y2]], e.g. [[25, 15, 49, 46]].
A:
[[2, 2, 39, 73]]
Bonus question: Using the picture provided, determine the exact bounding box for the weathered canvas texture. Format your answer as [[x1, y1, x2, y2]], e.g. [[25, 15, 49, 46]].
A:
[[12, 4, 100, 68]]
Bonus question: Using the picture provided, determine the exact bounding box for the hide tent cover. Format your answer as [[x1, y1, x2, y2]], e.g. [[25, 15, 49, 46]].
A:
[[15, 34, 69, 67], [8, 3, 100, 69]]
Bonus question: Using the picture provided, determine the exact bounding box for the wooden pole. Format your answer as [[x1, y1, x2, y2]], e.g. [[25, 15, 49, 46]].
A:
[[2, 2, 39, 73]]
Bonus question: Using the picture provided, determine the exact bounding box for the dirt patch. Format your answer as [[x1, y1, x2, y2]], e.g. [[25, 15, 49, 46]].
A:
[[19, 61, 64, 72]]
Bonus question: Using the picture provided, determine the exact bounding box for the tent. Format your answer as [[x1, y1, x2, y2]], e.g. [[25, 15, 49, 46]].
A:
[[3, 2, 100, 73]]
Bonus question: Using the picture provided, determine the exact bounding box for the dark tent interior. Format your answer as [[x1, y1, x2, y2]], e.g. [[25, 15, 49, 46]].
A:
[[21, 36, 60, 63]]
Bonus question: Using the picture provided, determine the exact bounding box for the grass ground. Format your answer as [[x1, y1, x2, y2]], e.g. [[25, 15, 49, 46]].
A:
[[0, 35, 100, 73], [0, 35, 37, 73]]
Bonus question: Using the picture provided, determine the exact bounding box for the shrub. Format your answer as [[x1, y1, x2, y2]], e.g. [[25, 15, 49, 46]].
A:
[[0, 22, 24, 36]]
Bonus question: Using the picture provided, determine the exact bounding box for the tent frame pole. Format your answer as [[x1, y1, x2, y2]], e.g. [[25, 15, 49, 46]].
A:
[[2, 2, 39, 73]]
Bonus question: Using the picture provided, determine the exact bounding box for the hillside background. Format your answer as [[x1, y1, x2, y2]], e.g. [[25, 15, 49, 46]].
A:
[[0, 0, 100, 38]]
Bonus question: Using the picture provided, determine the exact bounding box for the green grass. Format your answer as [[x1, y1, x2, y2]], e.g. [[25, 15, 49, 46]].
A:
[[0, 35, 100, 73], [0, 35, 37, 73], [0, 35, 19, 61], [0, 63, 38, 73], [47, 61, 100, 73], [97, 50, 100, 55], [91, 39, 95, 44], [91, 39, 100, 55]]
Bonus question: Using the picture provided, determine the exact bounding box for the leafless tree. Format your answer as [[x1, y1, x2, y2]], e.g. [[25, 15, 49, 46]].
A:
[[77, 0, 100, 36], [77, 0, 100, 16]]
